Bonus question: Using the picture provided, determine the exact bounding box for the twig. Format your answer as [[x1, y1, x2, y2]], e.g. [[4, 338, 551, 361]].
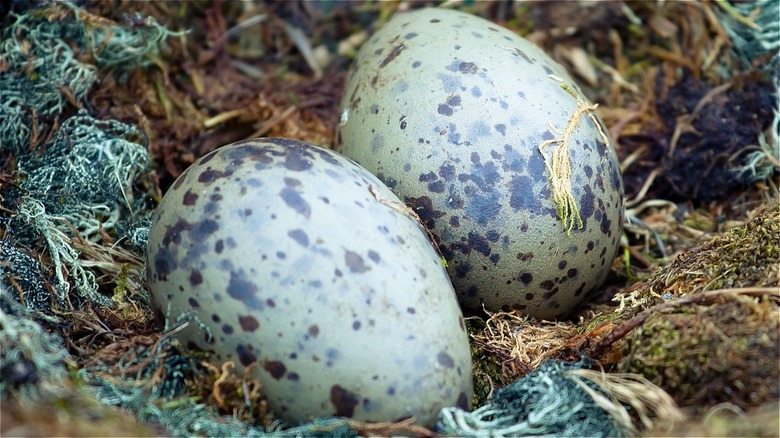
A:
[[250, 106, 296, 138]]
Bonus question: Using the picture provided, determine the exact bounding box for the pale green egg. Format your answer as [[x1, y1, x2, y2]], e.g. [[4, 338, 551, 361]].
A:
[[146, 138, 473, 426], [336, 8, 625, 319]]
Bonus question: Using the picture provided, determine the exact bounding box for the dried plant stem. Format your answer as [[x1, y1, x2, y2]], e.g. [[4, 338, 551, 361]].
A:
[[539, 103, 593, 233], [538, 75, 611, 234]]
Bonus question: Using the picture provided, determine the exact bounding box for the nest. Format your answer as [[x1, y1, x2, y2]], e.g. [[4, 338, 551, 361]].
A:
[[1, 1, 778, 436]]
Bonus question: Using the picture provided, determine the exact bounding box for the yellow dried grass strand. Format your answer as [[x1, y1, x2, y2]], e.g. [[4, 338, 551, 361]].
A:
[[538, 102, 597, 234], [566, 368, 687, 435]]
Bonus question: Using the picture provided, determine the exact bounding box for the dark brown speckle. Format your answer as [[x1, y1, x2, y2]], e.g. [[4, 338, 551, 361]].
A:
[[378, 43, 406, 68], [239, 315, 259, 332], [330, 385, 359, 417], [183, 190, 198, 206], [189, 269, 203, 286], [263, 360, 287, 380]]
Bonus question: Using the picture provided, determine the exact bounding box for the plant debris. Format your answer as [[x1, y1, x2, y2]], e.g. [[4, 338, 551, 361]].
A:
[[620, 291, 779, 414], [1, 0, 778, 436]]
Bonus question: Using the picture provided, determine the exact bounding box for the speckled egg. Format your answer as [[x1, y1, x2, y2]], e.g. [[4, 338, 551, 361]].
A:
[[145, 138, 472, 426], [335, 8, 625, 320]]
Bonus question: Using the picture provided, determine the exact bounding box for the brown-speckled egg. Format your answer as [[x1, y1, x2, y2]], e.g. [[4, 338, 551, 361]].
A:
[[335, 8, 625, 320], [146, 138, 472, 426]]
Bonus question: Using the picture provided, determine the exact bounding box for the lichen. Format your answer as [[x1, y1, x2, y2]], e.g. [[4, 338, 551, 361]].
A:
[[438, 361, 627, 437]]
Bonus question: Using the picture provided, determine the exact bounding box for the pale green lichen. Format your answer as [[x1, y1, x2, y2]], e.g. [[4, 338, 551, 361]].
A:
[[438, 360, 626, 437]]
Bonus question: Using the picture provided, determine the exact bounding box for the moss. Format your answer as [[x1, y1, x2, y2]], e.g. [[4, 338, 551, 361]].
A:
[[682, 218, 710, 231], [112, 263, 131, 303], [615, 202, 780, 315], [620, 294, 779, 413], [606, 206, 779, 415], [580, 310, 624, 334], [466, 318, 505, 408]]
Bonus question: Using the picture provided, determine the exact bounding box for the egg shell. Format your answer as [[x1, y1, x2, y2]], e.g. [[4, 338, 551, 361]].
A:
[[335, 8, 625, 319], [146, 138, 473, 426]]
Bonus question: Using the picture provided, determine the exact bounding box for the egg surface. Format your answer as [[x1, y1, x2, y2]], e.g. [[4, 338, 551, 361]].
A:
[[146, 138, 472, 426], [335, 8, 624, 319]]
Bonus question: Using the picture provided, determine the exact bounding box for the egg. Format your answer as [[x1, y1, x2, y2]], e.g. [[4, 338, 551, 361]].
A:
[[335, 8, 625, 320], [145, 138, 473, 426]]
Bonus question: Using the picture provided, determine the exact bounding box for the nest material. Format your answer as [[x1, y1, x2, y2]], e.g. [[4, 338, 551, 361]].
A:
[[439, 361, 627, 437], [0, 289, 161, 437], [620, 292, 779, 413], [615, 202, 779, 315], [467, 311, 581, 405], [589, 203, 780, 415], [648, 400, 780, 437], [1, 0, 779, 436]]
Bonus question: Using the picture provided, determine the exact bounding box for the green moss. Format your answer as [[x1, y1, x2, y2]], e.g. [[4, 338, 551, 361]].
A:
[[620, 296, 779, 413], [616, 203, 780, 315], [465, 318, 505, 408], [580, 310, 624, 334], [682, 218, 710, 230]]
